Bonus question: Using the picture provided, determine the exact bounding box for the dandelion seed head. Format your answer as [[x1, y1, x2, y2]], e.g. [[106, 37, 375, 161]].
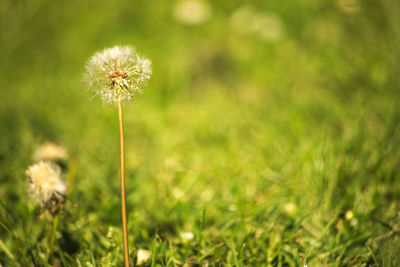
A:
[[26, 161, 66, 207], [173, 0, 212, 25], [85, 46, 152, 103], [136, 249, 151, 265], [33, 142, 68, 162], [180, 232, 194, 242]]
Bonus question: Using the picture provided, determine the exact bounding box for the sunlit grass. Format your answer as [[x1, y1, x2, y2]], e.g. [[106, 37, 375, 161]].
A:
[[1, 0, 400, 265]]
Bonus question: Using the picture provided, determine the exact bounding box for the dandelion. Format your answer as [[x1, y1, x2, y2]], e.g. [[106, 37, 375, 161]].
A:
[[85, 46, 151, 103], [33, 142, 68, 162], [26, 160, 68, 263], [85, 45, 152, 267], [26, 161, 66, 208]]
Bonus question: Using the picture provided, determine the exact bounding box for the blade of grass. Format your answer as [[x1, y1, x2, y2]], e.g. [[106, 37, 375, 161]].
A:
[[0, 238, 15, 260]]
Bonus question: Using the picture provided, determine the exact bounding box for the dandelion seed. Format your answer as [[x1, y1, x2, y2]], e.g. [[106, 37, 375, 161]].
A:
[[85, 46, 152, 103], [33, 142, 68, 162], [26, 161, 66, 207], [136, 249, 151, 265]]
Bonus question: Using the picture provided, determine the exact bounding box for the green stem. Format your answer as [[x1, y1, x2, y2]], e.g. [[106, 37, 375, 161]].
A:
[[48, 212, 60, 263]]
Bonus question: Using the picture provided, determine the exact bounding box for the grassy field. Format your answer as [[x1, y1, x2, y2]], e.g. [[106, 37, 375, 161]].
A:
[[1, 0, 400, 266]]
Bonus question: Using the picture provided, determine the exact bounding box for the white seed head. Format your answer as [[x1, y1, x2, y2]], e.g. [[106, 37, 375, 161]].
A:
[[136, 249, 151, 265], [33, 142, 68, 162], [26, 161, 66, 207], [85, 45, 152, 103]]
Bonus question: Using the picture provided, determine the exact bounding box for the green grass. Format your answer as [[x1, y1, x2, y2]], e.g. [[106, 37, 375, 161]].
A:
[[1, 0, 400, 266]]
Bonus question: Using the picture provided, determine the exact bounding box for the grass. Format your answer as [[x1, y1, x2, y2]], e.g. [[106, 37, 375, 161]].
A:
[[1, 0, 400, 266]]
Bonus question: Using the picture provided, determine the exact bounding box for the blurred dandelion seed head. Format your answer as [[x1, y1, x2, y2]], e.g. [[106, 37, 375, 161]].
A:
[[85, 46, 152, 103], [33, 142, 68, 162], [136, 249, 151, 265], [173, 0, 212, 25], [230, 6, 284, 43], [26, 161, 66, 207], [253, 14, 283, 42], [230, 6, 256, 35], [180, 231, 194, 242]]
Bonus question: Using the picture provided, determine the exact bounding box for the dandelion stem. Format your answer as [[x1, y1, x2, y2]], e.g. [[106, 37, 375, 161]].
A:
[[119, 95, 130, 267], [48, 211, 60, 263]]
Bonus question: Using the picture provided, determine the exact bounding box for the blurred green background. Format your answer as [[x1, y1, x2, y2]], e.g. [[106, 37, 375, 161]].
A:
[[1, 0, 400, 265]]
